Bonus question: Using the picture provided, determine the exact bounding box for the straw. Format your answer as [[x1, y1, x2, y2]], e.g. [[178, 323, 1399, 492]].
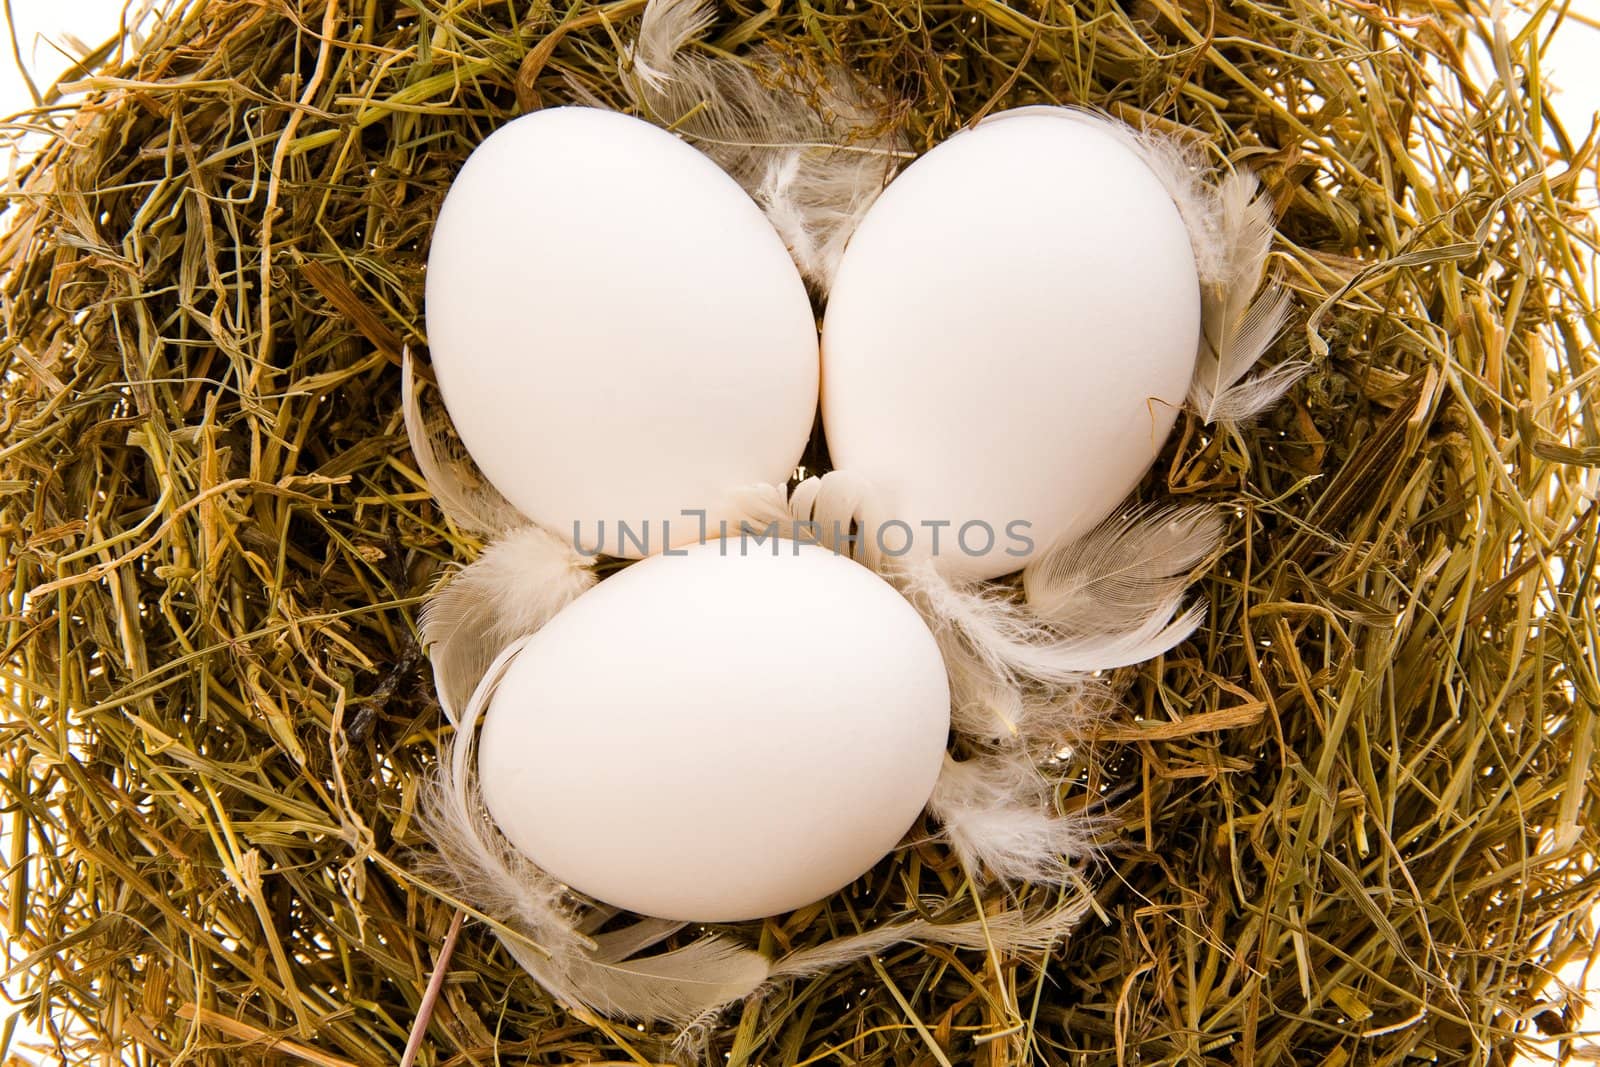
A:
[[1, 0, 1596, 1062]]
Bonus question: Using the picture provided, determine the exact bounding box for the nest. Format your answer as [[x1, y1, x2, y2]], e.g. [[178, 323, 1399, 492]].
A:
[[3, 0, 1597, 1063]]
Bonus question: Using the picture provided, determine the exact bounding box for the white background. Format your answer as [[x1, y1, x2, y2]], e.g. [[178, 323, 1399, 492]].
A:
[[1, 0, 1597, 1062], [0, 0, 139, 126]]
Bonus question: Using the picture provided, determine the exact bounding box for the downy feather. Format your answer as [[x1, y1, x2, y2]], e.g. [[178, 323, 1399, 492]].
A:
[[949, 674, 1113, 753], [402, 348, 525, 537], [926, 751, 1104, 885], [770, 891, 1092, 978], [543, 936, 770, 1023], [670, 891, 1094, 1059], [1022, 504, 1221, 638], [781, 478, 1208, 687], [895, 556, 1201, 687], [1185, 171, 1308, 425], [890, 562, 1106, 816], [491, 931, 769, 1025], [420, 524, 594, 723], [783, 483, 1204, 746], [621, 0, 906, 289]]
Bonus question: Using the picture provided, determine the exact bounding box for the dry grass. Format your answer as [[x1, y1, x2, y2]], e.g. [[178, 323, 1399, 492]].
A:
[[1, 0, 1597, 1063]]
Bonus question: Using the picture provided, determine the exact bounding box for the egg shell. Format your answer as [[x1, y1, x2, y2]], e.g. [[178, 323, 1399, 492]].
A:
[[425, 107, 818, 557], [477, 539, 951, 923], [820, 107, 1201, 580]]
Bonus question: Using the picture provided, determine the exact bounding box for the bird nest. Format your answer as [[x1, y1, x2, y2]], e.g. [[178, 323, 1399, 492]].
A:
[[2, 0, 1598, 1063]]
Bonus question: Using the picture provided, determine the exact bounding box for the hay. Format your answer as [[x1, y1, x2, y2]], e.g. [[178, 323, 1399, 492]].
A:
[[1, 0, 1597, 1062]]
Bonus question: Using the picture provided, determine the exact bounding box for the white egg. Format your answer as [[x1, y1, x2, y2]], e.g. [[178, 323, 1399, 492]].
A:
[[425, 107, 818, 557], [821, 107, 1201, 580], [477, 539, 950, 922]]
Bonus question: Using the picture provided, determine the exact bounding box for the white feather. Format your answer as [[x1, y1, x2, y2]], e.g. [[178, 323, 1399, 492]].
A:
[[420, 524, 594, 724], [1203, 169, 1276, 289], [787, 469, 876, 562], [670, 890, 1094, 1059], [1023, 504, 1221, 638], [770, 891, 1092, 978], [1187, 171, 1307, 425], [926, 751, 1103, 885], [949, 674, 1112, 753], [1191, 303, 1308, 424], [783, 479, 1211, 693], [628, 0, 714, 93], [589, 917, 686, 961], [559, 938, 770, 1023], [622, 0, 906, 288], [722, 482, 812, 544], [782, 483, 1206, 745], [787, 475, 822, 532], [750, 140, 896, 292], [895, 557, 1199, 687], [401, 347, 526, 537]]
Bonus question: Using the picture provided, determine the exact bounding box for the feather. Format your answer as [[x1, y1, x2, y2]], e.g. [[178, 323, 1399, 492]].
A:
[[590, 917, 687, 961], [904, 505, 1221, 887], [1044, 597, 1207, 673], [1022, 504, 1222, 640], [420, 524, 594, 724], [628, 0, 715, 93], [770, 892, 1091, 978], [667, 890, 1094, 1059], [894, 538, 1204, 779], [402, 347, 526, 537], [621, 0, 906, 288], [787, 475, 822, 532], [540, 936, 771, 1023], [891, 562, 1102, 777], [787, 469, 877, 562], [949, 674, 1112, 753], [896, 557, 1196, 687], [1184, 171, 1308, 425], [784, 483, 1208, 745], [1202, 168, 1276, 290], [418, 637, 773, 1025], [750, 139, 897, 292], [925, 751, 1104, 885], [1189, 300, 1308, 425], [722, 482, 812, 544]]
